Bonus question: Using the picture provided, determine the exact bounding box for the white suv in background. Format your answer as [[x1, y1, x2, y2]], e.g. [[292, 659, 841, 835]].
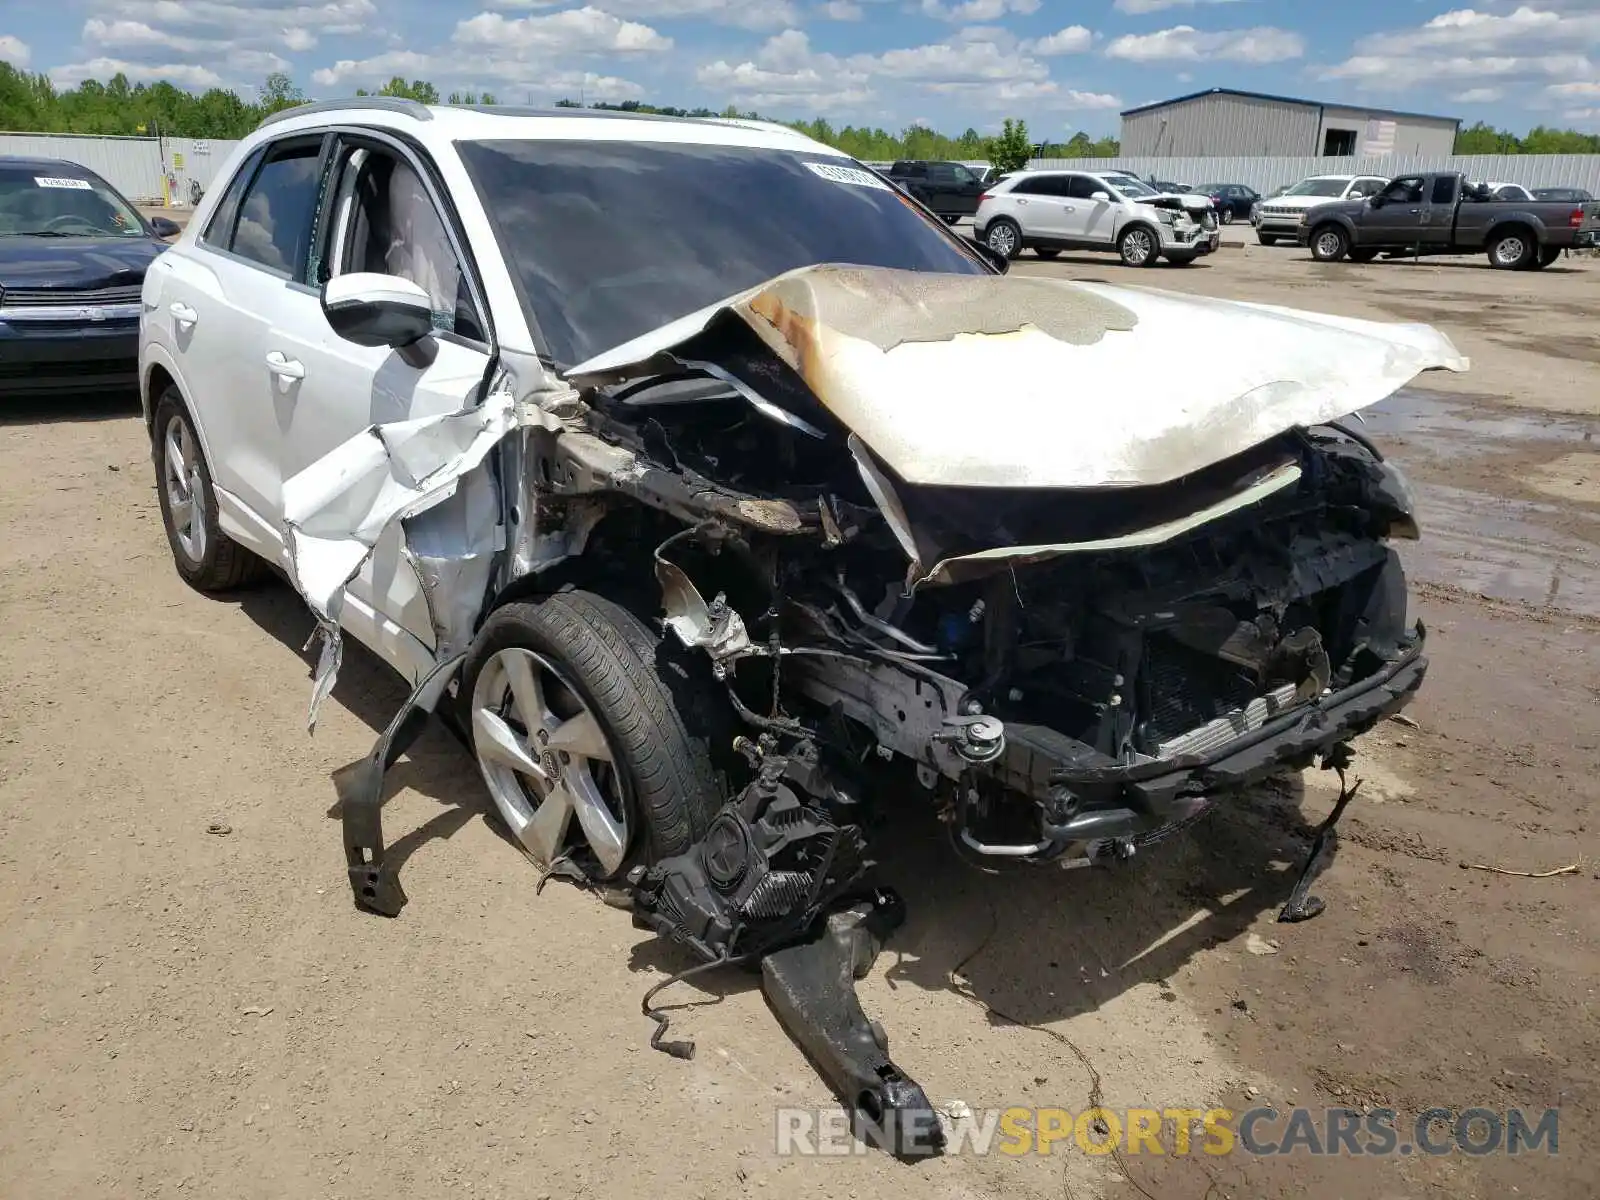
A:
[[975, 170, 1219, 267], [1255, 174, 1388, 245]]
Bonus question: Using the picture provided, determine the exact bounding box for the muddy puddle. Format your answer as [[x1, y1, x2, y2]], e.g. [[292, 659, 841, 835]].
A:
[[1363, 390, 1600, 618]]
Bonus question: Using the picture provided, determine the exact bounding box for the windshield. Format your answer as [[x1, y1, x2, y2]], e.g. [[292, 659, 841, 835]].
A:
[[1283, 178, 1351, 198], [457, 139, 988, 366], [0, 167, 145, 237], [1111, 177, 1158, 199]]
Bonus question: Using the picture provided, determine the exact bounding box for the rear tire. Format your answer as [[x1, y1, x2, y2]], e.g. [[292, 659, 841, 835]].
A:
[[152, 388, 267, 593], [1219, 209, 1234, 225], [1488, 228, 1535, 270], [1310, 224, 1349, 262], [984, 217, 1021, 260], [1034, 247, 1061, 259]]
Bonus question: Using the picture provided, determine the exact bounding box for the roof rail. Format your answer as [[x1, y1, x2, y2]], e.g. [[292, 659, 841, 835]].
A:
[[258, 96, 433, 130]]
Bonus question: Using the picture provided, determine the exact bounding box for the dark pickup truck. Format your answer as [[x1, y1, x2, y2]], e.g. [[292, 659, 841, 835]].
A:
[[883, 160, 988, 223], [1299, 171, 1600, 270]]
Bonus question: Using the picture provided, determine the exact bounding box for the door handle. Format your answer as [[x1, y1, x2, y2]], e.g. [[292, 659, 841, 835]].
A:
[[1016, 198, 1028, 205], [1063, 205, 1075, 212], [169, 302, 198, 327], [265, 351, 306, 381]]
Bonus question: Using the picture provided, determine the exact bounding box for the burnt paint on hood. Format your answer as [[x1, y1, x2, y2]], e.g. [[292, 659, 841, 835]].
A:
[[0, 235, 166, 291]]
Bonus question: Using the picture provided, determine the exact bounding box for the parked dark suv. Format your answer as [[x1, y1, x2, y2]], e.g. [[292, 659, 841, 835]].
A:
[[883, 160, 988, 223]]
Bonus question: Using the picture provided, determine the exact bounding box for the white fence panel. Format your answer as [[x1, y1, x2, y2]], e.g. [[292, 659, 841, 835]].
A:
[[0, 133, 243, 204]]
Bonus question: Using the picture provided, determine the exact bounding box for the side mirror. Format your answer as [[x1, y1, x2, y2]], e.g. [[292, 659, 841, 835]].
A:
[[1368, 194, 1384, 208], [322, 273, 436, 358], [1091, 191, 1112, 202], [963, 235, 1010, 275], [149, 216, 181, 239]]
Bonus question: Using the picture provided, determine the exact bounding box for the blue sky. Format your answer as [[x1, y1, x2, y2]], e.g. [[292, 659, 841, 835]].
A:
[[2, 1, 1597, 136]]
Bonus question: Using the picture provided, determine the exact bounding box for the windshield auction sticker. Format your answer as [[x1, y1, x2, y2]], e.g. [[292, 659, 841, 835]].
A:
[[34, 177, 94, 190], [804, 162, 890, 191]]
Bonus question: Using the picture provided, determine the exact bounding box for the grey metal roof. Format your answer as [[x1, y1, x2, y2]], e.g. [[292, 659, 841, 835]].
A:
[[1120, 88, 1460, 128]]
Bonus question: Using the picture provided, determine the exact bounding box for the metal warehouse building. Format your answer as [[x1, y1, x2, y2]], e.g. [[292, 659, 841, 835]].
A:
[[1120, 88, 1461, 158]]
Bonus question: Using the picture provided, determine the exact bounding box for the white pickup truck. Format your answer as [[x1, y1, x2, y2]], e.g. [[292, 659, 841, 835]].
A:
[[975, 169, 1220, 267]]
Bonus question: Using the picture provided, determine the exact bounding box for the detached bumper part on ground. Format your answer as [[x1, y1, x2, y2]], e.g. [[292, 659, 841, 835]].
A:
[[279, 264, 1464, 1156]]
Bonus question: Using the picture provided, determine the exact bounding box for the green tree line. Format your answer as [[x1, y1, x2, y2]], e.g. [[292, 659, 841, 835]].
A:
[[5, 64, 1597, 159]]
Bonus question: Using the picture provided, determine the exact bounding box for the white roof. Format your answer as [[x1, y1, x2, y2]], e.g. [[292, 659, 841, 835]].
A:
[[252, 100, 845, 156]]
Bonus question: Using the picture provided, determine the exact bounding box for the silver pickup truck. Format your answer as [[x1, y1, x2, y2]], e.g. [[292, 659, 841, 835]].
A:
[[1298, 171, 1600, 270]]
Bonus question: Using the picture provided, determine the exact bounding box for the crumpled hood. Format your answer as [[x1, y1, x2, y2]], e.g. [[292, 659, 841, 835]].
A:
[[567, 263, 1467, 490], [1139, 192, 1213, 213]]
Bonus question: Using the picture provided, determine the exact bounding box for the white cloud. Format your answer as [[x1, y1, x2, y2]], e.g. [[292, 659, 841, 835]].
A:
[[1105, 25, 1304, 63], [487, 0, 798, 31], [918, 0, 1039, 22], [311, 7, 670, 99], [697, 30, 873, 110], [50, 56, 224, 88], [818, 0, 863, 17], [697, 27, 1119, 115], [1319, 6, 1600, 99], [1453, 87, 1505, 102], [0, 36, 30, 67], [1030, 25, 1093, 56], [66, 0, 377, 87], [453, 9, 672, 54], [1547, 80, 1600, 99], [1322, 53, 1591, 85], [1113, 0, 1242, 12]]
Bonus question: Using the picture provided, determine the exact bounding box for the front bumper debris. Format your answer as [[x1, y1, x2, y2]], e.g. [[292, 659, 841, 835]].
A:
[[761, 890, 945, 1158]]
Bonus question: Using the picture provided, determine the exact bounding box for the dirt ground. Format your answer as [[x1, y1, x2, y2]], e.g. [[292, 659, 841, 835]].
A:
[[2, 235, 1597, 1200]]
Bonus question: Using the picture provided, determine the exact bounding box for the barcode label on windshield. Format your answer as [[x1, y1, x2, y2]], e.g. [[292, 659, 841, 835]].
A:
[[805, 162, 890, 191], [35, 177, 93, 190]]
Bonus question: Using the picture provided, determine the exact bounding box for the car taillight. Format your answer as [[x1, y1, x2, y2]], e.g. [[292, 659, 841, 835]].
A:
[[1571, 208, 1584, 228], [978, 192, 990, 204]]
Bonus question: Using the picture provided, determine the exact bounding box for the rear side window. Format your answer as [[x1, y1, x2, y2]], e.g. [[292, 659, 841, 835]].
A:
[[229, 143, 324, 277], [200, 147, 264, 246], [1009, 176, 1050, 196], [1430, 176, 1457, 205], [1066, 176, 1104, 200]]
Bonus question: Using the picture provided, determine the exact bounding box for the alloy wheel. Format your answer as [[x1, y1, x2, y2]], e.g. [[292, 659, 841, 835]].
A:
[[986, 222, 1017, 257], [1123, 229, 1153, 265], [471, 646, 630, 876], [1494, 236, 1525, 266], [162, 413, 207, 563]]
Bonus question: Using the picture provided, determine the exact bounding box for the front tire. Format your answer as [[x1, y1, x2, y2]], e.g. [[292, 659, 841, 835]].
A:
[[1118, 225, 1159, 267], [1219, 208, 1234, 225], [152, 388, 266, 593], [1034, 247, 1061, 259], [464, 592, 722, 880], [1310, 224, 1349, 262], [984, 217, 1022, 260], [1165, 251, 1198, 266], [1257, 232, 1279, 246], [1348, 248, 1379, 263]]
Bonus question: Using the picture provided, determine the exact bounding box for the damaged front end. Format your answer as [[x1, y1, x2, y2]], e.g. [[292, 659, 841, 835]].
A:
[[304, 262, 1463, 1156]]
